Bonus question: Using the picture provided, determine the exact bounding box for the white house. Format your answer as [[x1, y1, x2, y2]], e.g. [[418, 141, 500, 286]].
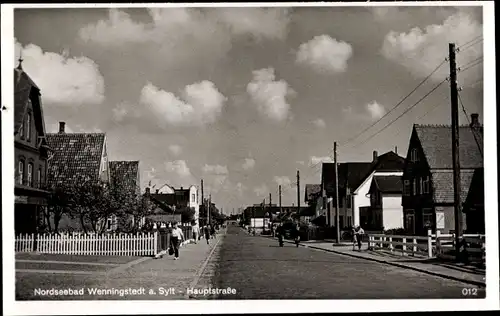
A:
[[322, 151, 406, 230]]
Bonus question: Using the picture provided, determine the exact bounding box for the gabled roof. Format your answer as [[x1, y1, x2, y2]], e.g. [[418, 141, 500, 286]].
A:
[[304, 184, 321, 202], [46, 133, 106, 186], [370, 175, 402, 194], [14, 67, 47, 140], [431, 169, 476, 204], [150, 193, 176, 207], [414, 124, 483, 169], [109, 161, 139, 196]]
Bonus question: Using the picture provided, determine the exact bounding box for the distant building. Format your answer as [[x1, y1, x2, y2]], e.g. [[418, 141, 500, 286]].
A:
[[14, 62, 51, 234], [147, 184, 199, 226], [402, 115, 483, 235]]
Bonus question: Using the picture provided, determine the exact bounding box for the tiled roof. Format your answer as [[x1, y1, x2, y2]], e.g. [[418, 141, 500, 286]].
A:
[[415, 124, 483, 169], [109, 161, 139, 196], [464, 168, 484, 209], [431, 169, 476, 204], [305, 184, 321, 202], [370, 175, 402, 194], [14, 68, 39, 135], [150, 193, 176, 207], [46, 133, 105, 186], [372, 151, 406, 171]]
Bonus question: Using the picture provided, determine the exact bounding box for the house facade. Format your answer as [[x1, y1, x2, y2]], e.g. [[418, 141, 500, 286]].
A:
[[322, 150, 405, 230], [14, 63, 51, 234], [401, 116, 483, 236], [45, 122, 109, 232], [367, 175, 404, 230], [148, 184, 199, 226]]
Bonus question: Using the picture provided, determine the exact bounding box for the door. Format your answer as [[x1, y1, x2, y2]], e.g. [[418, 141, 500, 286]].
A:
[[406, 212, 415, 235]]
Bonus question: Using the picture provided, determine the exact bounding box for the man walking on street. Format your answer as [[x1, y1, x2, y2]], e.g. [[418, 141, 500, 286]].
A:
[[204, 225, 211, 245], [353, 225, 365, 251], [192, 221, 200, 244], [170, 222, 185, 260]]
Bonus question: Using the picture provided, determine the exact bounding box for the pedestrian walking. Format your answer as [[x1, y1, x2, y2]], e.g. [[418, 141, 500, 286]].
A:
[[210, 224, 216, 239], [204, 225, 211, 245], [192, 222, 200, 244], [170, 222, 185, 260], [353, 225, 365, 251]]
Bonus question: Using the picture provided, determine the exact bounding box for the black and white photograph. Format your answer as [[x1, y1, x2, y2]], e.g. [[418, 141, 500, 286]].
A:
[[2, 2, 498, 314]]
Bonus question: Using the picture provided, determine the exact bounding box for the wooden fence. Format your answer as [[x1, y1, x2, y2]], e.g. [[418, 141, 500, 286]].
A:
[[368, 230, 485, 264], [15, 232, 158, 256]]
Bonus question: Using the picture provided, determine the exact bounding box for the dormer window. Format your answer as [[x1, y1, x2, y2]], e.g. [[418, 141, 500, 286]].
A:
[[26, 113, 31, 142], [403, 180, 410, 196], [410, 148, 419, 162]]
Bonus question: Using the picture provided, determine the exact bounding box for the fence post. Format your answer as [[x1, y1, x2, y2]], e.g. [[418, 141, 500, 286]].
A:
[[402, 237, 406, 256], [436, 230, 441, 257], [412, 237, 417, 256], [389, 237, 393, 251], [154, 230, 159, 256], [427, 229, 433, 258]]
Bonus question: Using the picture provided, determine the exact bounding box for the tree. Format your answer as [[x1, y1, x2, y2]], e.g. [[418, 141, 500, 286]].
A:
[[179, 207, 195, 224], [42, 182, 76, 233]]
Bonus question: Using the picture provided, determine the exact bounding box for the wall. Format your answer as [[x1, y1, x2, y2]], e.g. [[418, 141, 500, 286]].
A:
[[439, 205, 467, 234], [189, 185, 199, 226], [382, 195, 404, 230], [251, 218, 264, 228], [353, 171, 402, 226]]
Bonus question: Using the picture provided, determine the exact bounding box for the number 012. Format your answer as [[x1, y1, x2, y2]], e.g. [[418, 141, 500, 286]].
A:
[[462, 288, 478, 296]]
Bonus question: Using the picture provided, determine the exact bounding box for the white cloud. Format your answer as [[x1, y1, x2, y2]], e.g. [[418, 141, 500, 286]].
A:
[[139, 80, 227, 126], [273, 176, 292, 187], [253, 184, 269, 197], [381, 11, 483, 82], [313, 118, 326, 128], [168, 145, 182, 156], [217, 8, 290, 40], [202, 164, 229, 175], [366, 101, 386, 120], [165, 160, 191, 178], [15, 40, 105, 105], [296, 161, 305, 165], [242, 158, 256, 170], [310, 156, 334, 166], [296, 35, 353, 74], [235, 182, 246, 197], [247, 67, 295, 122]]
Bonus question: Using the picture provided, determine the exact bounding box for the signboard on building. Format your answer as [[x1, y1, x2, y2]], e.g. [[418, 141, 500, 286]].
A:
[[436, 211, 445, 229], [15, 196, 28, 204]]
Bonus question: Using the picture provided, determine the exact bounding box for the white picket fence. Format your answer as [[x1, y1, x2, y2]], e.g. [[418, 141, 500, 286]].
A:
[[368, 230, 485, 263], [15, 232, 158, 256]]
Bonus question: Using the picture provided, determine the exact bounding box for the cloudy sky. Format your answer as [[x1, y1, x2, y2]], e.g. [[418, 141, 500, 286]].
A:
[[13, 5, 483, 213]]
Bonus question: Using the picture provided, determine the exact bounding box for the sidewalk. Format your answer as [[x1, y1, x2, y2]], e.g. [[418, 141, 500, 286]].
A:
[[264, 234, 486, 287], [90, 230, 225, 300]]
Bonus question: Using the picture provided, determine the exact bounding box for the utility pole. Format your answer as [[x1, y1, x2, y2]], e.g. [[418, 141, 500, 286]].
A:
[[296, 170, 300, 219], [201, 179, 204, 225], [334, 141, 340, 244], [279, 185, 282, 213], [208, 194, 212, 225], [449, 42, 463, 260]]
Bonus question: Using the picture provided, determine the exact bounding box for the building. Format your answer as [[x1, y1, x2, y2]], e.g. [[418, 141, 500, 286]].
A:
[[109, 160, 142, 231], [14, 62, 51, 234], [148, 184, 199, 226], [321, 150, 406, 230], [45, 122, 110, 231], [402, 115, 483, 235], [367, 175, 403, 230]]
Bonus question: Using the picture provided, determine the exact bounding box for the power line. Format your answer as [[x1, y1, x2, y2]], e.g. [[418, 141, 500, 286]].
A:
[[339, 58, 448, 147], [353, 78, 448, 148], [457, 38, 483, 53], [459, 60, 483, 74], [457, 35, 483, 50], [457, 92, 483, 158], [459, 57, 483, 70]]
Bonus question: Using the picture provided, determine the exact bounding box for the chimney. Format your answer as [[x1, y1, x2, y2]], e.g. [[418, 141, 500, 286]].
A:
[[372, 150, 378, 162], [470, 113, 480, 128], [156, 189, 159, 194], [395, 146, 398, 155], [59, 122, 66, 133]]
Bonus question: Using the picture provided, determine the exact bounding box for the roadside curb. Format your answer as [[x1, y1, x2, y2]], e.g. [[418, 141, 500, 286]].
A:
[[107, 256, 151, 275], [304, 243, 486, 288]]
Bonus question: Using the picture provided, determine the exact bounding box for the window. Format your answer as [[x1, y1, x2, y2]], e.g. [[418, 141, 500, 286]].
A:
[[27, 163, 33, 187], [347, 216, 352, 227], [423, 176, 430, 194], [26, 113, 31, 141], [410, 148, 419, 162], [422, 209, 434, 229], [412, 179, 416, 196], [403, 180, 410, 196], [415, 177, 420, 195], [18, 160, 24, 185], [192, 194, 196, 203], [102, 156, 107, 171], [37, 167, 42, 188], [19, 117, 24, 138]]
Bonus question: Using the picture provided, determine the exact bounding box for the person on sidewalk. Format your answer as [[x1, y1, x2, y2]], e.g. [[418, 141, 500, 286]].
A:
[[171, 222, 185, 260], [353, 225, 365, 251], [210, 224, 216, 239], [192, 222, 200, 244], [204, 225, 211, 245]]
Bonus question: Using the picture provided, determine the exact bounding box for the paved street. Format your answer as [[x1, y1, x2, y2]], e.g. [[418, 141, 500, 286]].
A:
[[209, 226, 485, 300]]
